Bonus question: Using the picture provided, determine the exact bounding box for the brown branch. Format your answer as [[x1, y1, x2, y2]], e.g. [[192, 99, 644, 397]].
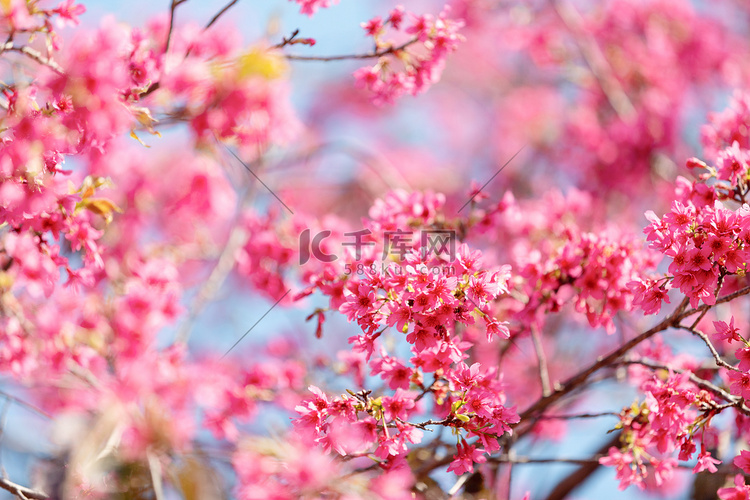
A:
[[165, 0, 188, 56], [531, 325, 552, 397], [620, 359, 750, 415], [273, 29, 301, 49], [284, 38, 419, 62], [535, 412, 619, 420], [550, 0, 636, 121], [516, 296, 690, 424], [678, 325, 740, 372], [675, 284, 750, 323], [0, 43, 63, 74], [204, 0, 239, 30], [543, 433, 622, 500], [0, 477, 48, 500]]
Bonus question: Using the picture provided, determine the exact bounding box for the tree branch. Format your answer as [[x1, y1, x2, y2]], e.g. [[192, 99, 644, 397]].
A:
[[284, 38, 419, 62], [543, 433, 622, 500], [204, 0, 239, 30], [531, 325, 552, 397], [0, 477, 48, 500], [516, 296, 690, 425], [550, 0, 636, 121], [0, 43, 63, 74], [621, 359, 750, 416], [678, 325, 740, 372], [675, 284, 750, 324], [165, 0, 188, 56], [535, 411, 619, 420]]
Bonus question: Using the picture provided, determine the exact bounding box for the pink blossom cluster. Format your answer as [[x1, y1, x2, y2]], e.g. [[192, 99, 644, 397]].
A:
[[353, 6, 464, 105], [293, 190, 520, 474], [236, 209, 298, 302], [640, 174, 750, 311], [233, 433, 413, 499], [470, 189, 661, 333], [499, 0, 735, 195], [702, 91, 750, 161], [600, 371, 719, 490], [146, 20, 301, 158], [291, 0, 338, 18], [300, 190, 511, 360], [293, 359, 519, 475], [0, 0, 85, 37]]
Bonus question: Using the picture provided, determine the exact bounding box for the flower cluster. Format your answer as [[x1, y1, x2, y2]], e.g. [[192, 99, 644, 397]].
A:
[[641, 188, 750, 310], [294, 190, 519, 474], [233, 434, 413, 499], [1, 0, 85, 37], [600, 371, 719, 490], [471, 189, 661, 333], [301, 190, 511, 362], [293, 359, 519, 475], [291, 0, 337, 17], [353, 5, 464, 105]]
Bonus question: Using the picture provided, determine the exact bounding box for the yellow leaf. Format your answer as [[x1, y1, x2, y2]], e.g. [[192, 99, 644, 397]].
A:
[[237, 48, 287, 80], [455, 413, 471, 422], [0, 271, 13, 291], [133, 106, 161, 137], [130, 129, 151, 147], [172, 457, 223, 500], [79, 197, 122, 224]]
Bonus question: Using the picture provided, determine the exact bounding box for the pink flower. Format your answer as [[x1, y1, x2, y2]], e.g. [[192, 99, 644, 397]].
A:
[[362, 16, 384, 37], [734, 450, 750, 474], [292, 0, 337, 17], [719, 475, 750, 500], [53, 0, 86, 27], [729, 370, 750, 399], [714, 317, 742, 342], [447, 440, 486, 475], [629, 279, 670, 315], [599, 447, 643, 491], [694, 452, 721, 473], [388, 6, 405, 30], [339, 283, 377, 321], [382, 389, 416, 421]]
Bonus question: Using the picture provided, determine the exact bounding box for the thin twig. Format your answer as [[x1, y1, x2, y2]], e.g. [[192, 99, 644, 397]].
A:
[[0, 390, 51, 419], [621, 359, 750, 415], [272, 29, 300, 49], [0, 43, 63, 74], [677, 325, 740, 372], [284, 38, 419, 62], [0, 477, 48, 500], [204, 0, 239, 30], [183, 0, 240, 59], [550, 0, 636, 121], [517, 295, 690, 423], [535, 411, 619, 420], [165, 0, 188, 56], [531, 325, 552, 397], [675, 284, 750, 323]]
